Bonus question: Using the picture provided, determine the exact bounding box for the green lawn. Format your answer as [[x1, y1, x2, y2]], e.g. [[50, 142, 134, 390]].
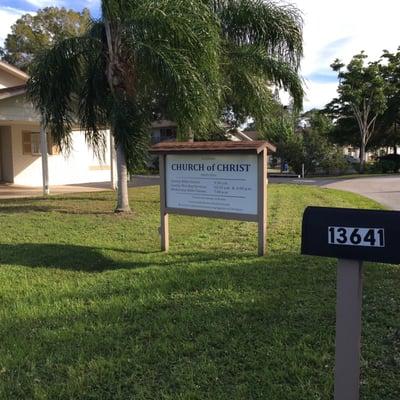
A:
[[0, 185, 398, 399]]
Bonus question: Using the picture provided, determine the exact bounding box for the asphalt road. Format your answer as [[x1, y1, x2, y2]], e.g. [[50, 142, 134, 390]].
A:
[[270, 175, 400, 210]]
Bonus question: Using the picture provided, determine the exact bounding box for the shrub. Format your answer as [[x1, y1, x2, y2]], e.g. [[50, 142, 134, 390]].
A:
[[378, 159, 397, 173], [365, 162, 383, 174], [377, 154, 400, 173], [320, 151, 349, 175]]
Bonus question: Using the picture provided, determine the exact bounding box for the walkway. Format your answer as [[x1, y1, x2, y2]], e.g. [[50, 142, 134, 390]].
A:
[[0, 175, 160, 199], [0, 182, 110, 199]]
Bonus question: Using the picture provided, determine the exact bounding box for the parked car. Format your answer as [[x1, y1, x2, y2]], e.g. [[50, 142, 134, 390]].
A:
[[345, 155, 360, 164]]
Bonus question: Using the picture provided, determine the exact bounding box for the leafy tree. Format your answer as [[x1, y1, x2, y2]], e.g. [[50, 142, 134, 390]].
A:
[[268, 116, 304, 173], [325, 114, 359, 148], [327, 53, 387, 172], [302, 108, 332, 135], [1, 7, 91, 72], [301, 112, 346, 174], [28, 0, 304, 213], [265, 108, 346, 175], [375, 48, 400, 153]]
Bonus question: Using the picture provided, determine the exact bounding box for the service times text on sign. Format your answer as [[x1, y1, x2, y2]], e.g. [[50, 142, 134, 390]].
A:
[[166, 154, 258, 215]]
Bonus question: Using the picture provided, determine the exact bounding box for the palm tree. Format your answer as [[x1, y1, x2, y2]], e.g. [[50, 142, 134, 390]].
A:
[[28, 0, 303, 213], [28, 0, 221, 212], [213, 0, 304, 131]]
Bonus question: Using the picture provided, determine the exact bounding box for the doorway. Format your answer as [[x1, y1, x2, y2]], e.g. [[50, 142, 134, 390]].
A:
[[0, 126, 13, 183]]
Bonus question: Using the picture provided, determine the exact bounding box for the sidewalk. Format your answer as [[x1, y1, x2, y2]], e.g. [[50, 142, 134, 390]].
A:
[[0, 176, 161, 199]]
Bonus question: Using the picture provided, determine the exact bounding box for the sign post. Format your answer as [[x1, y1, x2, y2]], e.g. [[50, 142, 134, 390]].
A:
[[258, 148, 267, 256], [151, 141, 275, 256], [159, 153, 169, 252], [301, 206, 400, 400]]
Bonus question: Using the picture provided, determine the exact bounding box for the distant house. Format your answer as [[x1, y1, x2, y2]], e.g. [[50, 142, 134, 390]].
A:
[[150, 120, 178, 144], [227, 128, 259, 141], [0, 61, 114, 189], [150, 123, 262, 144]]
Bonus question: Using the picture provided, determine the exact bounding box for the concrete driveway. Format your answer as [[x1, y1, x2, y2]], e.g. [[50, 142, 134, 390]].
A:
[[270, 175, 400, 210], [323, 176, 400, 210]]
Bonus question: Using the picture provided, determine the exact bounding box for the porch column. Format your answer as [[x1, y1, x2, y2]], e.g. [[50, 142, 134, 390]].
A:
[[110, 130, 117, 190], [40, 119, 49, 195]]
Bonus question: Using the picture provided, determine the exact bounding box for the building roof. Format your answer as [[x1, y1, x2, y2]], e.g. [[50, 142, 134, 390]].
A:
[[0, 84, 27, 100], [240, 130, 258, 140], [150, 119, 177, 128], [150, 140, 276, 154], [0, 61, 29, 82]]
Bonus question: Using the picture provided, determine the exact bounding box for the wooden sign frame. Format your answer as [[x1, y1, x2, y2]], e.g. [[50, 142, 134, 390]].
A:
[[151, 141, 275, 256]]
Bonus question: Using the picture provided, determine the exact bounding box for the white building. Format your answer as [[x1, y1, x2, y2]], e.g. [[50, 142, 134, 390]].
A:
[[0, 61, 115, 189]]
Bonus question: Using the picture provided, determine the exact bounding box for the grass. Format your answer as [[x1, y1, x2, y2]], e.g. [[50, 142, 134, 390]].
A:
[[0, 184, 398, 399]]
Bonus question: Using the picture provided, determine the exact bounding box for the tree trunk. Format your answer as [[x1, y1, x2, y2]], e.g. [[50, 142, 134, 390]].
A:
[[115, 141, 131, 213], [359, 140, 366, 174]]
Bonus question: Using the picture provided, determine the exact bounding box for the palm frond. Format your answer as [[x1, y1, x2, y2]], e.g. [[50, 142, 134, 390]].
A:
[[27, 36, 89, 152], [225, 43, 304, 108], [28, 0, 304, 168], [213, 0, 303, 68], [123, 0, 222, 136], [78, 24, 110, 159]]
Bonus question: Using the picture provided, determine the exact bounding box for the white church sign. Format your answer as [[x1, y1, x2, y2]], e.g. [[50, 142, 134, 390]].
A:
[[151, 141, 275, 256]]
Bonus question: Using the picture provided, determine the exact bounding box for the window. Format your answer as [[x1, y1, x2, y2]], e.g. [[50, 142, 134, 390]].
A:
[[150, 130, 161, 144], [22, 131, 61, 156], [22, 131, 40, 155], [160, 127, 177, 141], [151, 127, 177, 144]]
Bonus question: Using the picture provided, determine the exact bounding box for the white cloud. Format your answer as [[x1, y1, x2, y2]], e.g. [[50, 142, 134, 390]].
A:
[[303, 81, 338, 111], [2, 0, 400, 112], [25, 0, 63, 8], [0, 7, 28, 46], [293, 0, 400, 110]]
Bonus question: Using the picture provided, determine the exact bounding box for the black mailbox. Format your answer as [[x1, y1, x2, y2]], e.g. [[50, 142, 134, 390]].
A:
[[301, 206, 400, 264]]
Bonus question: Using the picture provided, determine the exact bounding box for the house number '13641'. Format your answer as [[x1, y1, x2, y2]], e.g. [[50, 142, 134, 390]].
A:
[[328, 227, 385, 247]]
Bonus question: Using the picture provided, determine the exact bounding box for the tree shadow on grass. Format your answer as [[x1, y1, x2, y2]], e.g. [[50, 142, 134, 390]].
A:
[[0, 203, 125, 216], [0, 204, 55, 213], [0, 202, 152, 216], [0, 243, 256, 272], [0, 243, 151, 272], [0, 264, 338, 399]]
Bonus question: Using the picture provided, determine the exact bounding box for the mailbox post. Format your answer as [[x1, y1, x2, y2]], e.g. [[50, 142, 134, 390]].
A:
[[335, 258, 363, 400], [301, 206, 400, 400]]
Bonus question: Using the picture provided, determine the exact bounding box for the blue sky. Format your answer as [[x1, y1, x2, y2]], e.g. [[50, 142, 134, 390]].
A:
[[0, 0, 100, 16], [292, 0, 400, 110], [1, 0, 400, 110]]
